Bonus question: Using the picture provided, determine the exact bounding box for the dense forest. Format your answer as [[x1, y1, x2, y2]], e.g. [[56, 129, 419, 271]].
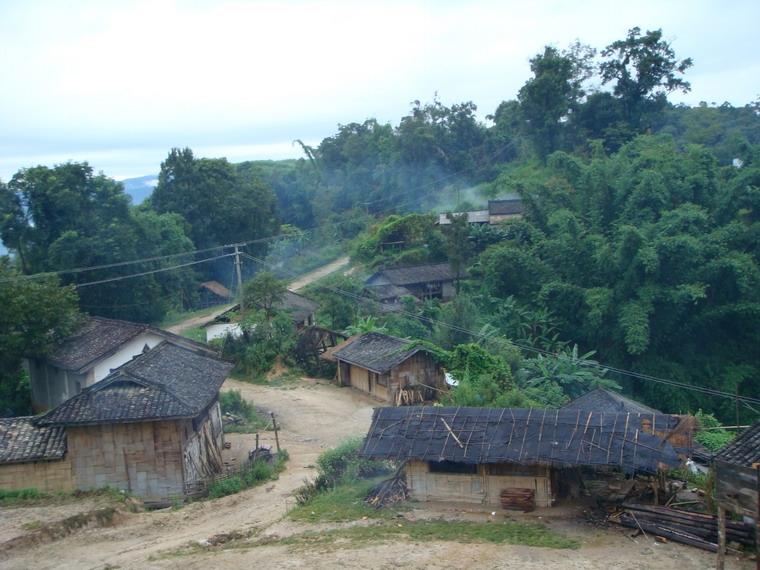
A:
[[1, 27, 758, 422]]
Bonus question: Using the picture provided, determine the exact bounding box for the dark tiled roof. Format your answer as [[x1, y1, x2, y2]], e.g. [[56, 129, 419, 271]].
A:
[[562, 388, 661, 415], [38, 342, 233, 426], [332, 332, 423, 373], [488, 199, 524, 216], [361, 406, 683, 474], [47, 316, 148, 371], [282, 291, 318, 323], [0, 416, 66, 464], [714, 422, 760, 467], [46, 316, 217, 372], [367, 263, 457, 287]]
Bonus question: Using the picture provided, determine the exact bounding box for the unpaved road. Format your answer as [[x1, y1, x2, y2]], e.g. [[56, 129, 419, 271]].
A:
[[167, 255, 350, 334], [288, 255, 350, 291], [1, 379, 752, 569], [0, 378, 375, 570]]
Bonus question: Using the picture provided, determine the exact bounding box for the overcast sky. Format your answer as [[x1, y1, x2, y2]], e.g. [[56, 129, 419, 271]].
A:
[[1, 0, 758, 181]]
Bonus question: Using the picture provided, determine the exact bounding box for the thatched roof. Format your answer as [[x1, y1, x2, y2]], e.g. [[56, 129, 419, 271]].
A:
[[361, 406, 684, 474]]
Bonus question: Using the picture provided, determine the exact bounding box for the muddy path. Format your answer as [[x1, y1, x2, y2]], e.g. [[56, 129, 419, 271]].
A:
[[1, 379, 376, 570]]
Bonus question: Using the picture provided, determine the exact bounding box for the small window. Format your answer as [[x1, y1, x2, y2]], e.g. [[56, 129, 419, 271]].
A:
[[377, 373, 389, 387], [428, 460, 477, 474]]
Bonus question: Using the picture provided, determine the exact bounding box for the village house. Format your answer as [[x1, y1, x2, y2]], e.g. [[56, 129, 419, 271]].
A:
[[26, 316, 218, 412], [364, 263, 460, 306], [1, 342, 232, 504], [327, 332, 446, 405], [713, 421, 760, 567], [361, 406, 688, 510], [437, 197, 524, 226]]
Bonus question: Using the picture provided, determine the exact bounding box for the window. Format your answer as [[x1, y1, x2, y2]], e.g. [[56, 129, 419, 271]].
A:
[[428, 460, 478, 475], [377, 373, 389, 387]]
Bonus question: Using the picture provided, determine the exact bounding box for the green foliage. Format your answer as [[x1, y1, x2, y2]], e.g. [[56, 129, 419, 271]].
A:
[[315, 438, 390, 485], [694, 410, 736, 451], [344, 315, 387, 336], [219, 389, 268, 432], [0, 488, 41, 501], [351, 213, 445, 267], [304, 274, 364, 330], [289, 479, 392, 522], [152, 148, 278, 249], [242, 271, 286, 319], [207, 452, 287, 499], [0, 260, 81, 414], [221, 310, 297, 379]]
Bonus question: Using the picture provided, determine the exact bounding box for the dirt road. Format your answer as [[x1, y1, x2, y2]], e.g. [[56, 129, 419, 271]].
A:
[[166, 255, 350, 334], [0, 378, 376, 570], [2, 379, 752, 569], [288, 256, 350, 291]]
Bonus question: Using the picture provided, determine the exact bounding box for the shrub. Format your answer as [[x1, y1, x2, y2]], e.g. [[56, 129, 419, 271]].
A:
[[316, 438, 390, 485], [208, 476, 243, 499]]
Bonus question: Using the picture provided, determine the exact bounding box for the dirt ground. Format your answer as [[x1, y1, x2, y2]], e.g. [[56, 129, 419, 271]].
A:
[[0, 378, 753, 570], [287, 256, 350, 291]]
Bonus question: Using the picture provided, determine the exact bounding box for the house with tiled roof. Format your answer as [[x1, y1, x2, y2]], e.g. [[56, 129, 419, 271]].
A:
[[437, 197, 524, 226], [329, 332, 446, 405], [26, 315, 217, 411], [561, 388, 661, 416], [3, 342, 232, 504], [364, 263, 461, 304]]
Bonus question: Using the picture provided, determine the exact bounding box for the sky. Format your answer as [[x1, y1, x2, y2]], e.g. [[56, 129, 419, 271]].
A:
[[0, 0, 758, 181]]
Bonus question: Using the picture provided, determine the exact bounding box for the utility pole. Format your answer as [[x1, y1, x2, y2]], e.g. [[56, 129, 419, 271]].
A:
[[233, 243, 244, 309]]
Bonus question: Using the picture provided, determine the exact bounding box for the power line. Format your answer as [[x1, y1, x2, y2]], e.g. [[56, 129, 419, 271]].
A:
[[2, 143, 512, 284], [238, 251, 760, 407], [74, 253, 234, 288]]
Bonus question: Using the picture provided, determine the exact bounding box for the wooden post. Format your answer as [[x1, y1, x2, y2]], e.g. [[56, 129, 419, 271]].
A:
[[271, 412, 280, 453], [255, 432, 259, 451], [717, 505, 726, 570]]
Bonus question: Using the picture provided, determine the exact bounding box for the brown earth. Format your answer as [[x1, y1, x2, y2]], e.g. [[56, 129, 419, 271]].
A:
[[0, 378, 752, 569]]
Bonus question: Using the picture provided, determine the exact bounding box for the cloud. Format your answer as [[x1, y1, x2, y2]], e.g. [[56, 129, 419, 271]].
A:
[[1, 0, 757, 179]]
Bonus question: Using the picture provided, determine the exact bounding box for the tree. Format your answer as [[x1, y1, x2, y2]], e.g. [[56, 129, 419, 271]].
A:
[[600, 27, 693, 130], [0, 259, 81, 414], [242, 271, 287, 319], [152, 148, 279, 249], [518, 43, 595, 159]]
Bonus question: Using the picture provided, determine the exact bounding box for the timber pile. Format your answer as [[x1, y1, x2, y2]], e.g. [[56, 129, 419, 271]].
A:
[[610, 503, 756, 552], [500, 488, 535, 512], [365, 470, 409, 508]]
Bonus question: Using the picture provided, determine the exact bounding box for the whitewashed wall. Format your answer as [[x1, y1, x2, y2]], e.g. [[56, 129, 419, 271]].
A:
[[90, 332, 164, 385]]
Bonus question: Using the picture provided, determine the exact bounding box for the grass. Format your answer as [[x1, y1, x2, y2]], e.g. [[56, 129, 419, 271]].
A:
[[219, 389, 269, 433], [206, 451, 288, 499], [261, 520, 579, 550], [0, 487, 133, 507], [155, 304, 231, 329], [180, 326, 207, 343], [288, 478, 397, 523]]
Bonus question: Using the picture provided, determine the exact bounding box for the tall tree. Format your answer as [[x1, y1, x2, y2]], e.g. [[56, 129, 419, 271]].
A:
[[600, 27, 693, 130]]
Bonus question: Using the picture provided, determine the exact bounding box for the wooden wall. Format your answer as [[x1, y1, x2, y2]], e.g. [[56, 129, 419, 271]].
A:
[[182, 402, 225, 487], [67, 421, 185, 502], [0, 459, 74, 493], [406, 460, 552, 508]]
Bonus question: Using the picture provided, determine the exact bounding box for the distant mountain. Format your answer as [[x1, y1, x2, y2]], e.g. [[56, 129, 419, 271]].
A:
[[120, 174, 158, 204]]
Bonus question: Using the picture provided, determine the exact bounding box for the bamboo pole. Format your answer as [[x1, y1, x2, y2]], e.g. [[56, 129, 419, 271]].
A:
[[270, 412, 280, 453], [716, 505, 726, 570]]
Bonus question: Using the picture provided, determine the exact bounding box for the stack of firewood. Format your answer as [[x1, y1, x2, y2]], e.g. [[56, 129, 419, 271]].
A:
[[610, 503, 756, 552], [500, 488, 535, 512], [365, 469, 409, 509]]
